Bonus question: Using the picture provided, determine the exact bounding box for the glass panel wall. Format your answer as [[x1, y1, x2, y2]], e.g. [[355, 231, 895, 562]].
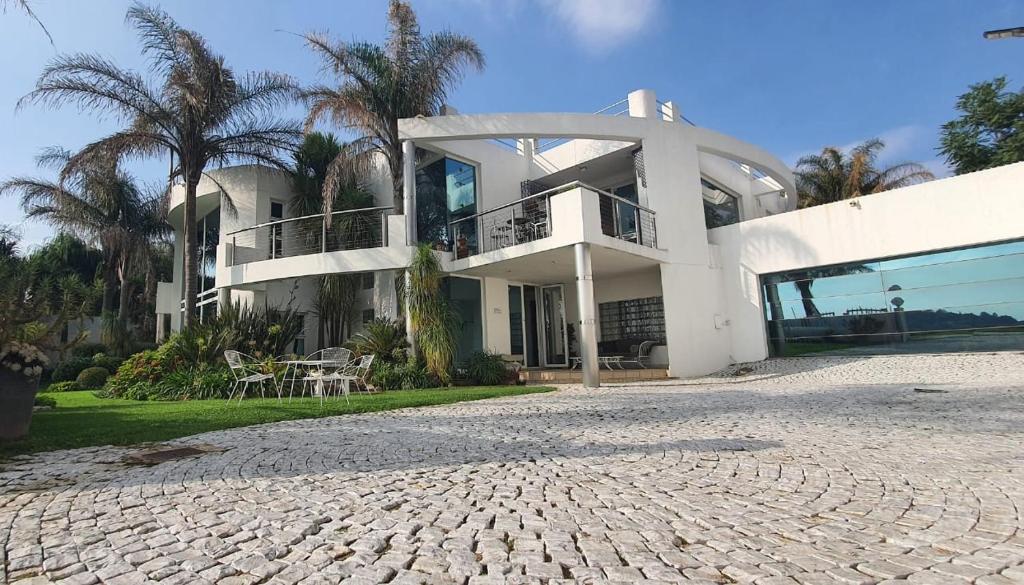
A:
[[508, 285, 524, 356], [702, 178, 740, 229], [416, 154, 478, 254], [762, 239, 1024, 356], [192, 207, 220, 322], [442, 276, 483, 364]]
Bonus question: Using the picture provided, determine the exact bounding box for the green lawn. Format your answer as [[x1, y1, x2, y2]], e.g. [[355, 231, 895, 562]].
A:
[[1, 386, 554, 457]]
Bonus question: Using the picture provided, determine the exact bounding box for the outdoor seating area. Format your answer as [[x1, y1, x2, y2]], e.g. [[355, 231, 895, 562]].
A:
[[226, 348, 376, 405]]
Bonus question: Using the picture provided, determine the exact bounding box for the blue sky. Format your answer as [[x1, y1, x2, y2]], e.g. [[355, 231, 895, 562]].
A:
[[1, 0, 1022, 249]]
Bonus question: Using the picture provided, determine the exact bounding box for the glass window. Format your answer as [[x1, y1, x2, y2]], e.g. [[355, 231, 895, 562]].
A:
[[362, 309, 375, 324], [442, 276, 483, 363], [362, 272, 375, 290], [508, 286, 524, 356], [702, 178, 740, 229], [292, 313, 305, 356], [415, 153, 478, 254], [197, 208, 220, 295], [762, 239, 1024, 357]]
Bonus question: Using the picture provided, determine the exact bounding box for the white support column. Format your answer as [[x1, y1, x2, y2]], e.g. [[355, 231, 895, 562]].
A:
[[574, 243, 599, 389], [402, 140, 416, 245]]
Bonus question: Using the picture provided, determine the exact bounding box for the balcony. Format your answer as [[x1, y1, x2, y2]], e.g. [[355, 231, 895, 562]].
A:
[[226, 206, 393, 266], [448, 181, 657, 259]]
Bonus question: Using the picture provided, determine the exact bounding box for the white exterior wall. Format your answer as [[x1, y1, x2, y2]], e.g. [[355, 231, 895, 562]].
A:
[[711, 162, 1024, 364]]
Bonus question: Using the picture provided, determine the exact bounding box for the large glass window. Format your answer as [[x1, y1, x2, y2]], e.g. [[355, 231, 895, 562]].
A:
[[192, 207, 220, 322], [442, 276, 483, 363], [762, 239, 1024, 356], [416, 154, 478, 254], [702, 178, 740, 229]]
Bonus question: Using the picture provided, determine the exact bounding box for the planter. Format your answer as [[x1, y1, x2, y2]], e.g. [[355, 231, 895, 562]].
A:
[[0, 369, 40, 440]]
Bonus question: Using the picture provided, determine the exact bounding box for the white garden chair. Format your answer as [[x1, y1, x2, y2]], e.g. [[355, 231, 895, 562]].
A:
[[343, 354, 375, 394], [225, 350, 279, 402], [300, 347, 352, 405]]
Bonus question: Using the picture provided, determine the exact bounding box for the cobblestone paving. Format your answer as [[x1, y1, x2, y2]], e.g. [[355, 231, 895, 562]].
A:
[[3, 353, 1024, 584]]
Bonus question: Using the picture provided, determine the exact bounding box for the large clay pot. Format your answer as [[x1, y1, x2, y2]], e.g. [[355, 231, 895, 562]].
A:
[[0, 369, 40, 440]]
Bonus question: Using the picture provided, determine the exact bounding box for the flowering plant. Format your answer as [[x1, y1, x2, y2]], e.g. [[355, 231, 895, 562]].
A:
[[0, 340, 49, 378]]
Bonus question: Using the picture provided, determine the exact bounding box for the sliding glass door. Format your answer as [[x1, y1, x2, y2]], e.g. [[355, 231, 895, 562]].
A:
[[541, 285, 569, 367]]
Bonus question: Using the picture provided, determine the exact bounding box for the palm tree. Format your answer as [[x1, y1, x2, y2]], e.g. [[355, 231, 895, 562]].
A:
[[0, 148, 169, 349], [1, 0, 52, 45], [19, 3, 300, 324], [795, 139, 934, 208], [291, 133, 374, 347], [301, 0, 484, 215]]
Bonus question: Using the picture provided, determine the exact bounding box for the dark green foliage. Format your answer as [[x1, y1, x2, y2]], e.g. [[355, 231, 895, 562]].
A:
[[71, 342, 108, 358], [347, 318, 408, 364], [939, 76, 1024, 175], [34, 395, 57, 408], [90, 353, 124, 372], [43, 380, 78, 393], [371, 356, 436, 391], [463, 351, 509, 386], [75, 366, 110, 389], [165, 301, 304, 365], [102, 348, 175, 399], [51, 357, 93, 382]]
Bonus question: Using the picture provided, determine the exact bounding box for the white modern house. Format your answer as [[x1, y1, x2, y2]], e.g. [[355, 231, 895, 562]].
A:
[[156, 89, 1024, 386]]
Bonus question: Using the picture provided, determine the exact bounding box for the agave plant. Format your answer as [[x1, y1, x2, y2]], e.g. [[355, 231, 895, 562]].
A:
[[346, 317, 409, 364]]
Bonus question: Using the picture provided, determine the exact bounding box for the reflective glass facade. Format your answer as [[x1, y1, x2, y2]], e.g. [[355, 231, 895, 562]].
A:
[[416, 155, 478, 253], [762, 240, 1024, 356], [702, 178, 740, 229]]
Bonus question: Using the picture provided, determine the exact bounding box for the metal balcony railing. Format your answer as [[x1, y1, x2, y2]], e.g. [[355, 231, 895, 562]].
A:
[[226, 206, 392, 266], [448, 181, 657, 258]]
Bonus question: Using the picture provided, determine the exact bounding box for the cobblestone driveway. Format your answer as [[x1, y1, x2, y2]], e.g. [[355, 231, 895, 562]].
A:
[[3, 353, 1024, 584]]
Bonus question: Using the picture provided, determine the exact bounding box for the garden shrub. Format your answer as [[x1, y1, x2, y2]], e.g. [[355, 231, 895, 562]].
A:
[[44, 380, 79, 393], [75, 366, 111, 389], [346, 318, 408, 365], [371, 356, 436, 391], [463, 351, 509, 386], [103, 348, 176, 399], [152, 365, 234, 400], [34, 394, 57, 408], [51, 356, 93, 382], [90, 353, 125, 372], [71, 342, 108, 358]]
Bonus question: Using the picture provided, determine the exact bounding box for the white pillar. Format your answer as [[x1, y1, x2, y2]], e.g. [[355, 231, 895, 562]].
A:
[[574, 243, 599, 389], [402, 140, 416, 245], [627, 89, 658, 119]]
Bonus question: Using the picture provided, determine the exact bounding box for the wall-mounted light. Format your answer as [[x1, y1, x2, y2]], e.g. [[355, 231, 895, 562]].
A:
[[849, 200, 862, 209]]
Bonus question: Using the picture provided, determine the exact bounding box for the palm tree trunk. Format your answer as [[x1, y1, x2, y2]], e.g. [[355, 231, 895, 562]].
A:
[[795, 280, 820, 318], [117, 256, 131, 324], [182, 174, 199, 327], [101, 260, 118, 316]]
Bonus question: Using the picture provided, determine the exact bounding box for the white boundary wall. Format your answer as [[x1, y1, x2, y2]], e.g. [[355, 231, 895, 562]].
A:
[[710, 162, 1024, 364]]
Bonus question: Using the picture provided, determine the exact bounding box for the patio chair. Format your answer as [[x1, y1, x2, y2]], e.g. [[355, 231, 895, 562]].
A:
[[300, 347, 352, 405], [619, 341, 656, 369], [343, 354, 375, 393], [225, 350, 278, 402]]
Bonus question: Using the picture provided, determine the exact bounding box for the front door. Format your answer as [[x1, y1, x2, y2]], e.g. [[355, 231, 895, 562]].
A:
[[541, 285, 569, 367]]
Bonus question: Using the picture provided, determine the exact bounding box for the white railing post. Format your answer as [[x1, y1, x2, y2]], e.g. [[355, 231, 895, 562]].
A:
[[270, 225, 276, 260], [510, 207, 517, 246], [321, 216, 328, 253], [381, 210, 388, 247], [635, 207, 642, 245], [231, 235, 236, 266]]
